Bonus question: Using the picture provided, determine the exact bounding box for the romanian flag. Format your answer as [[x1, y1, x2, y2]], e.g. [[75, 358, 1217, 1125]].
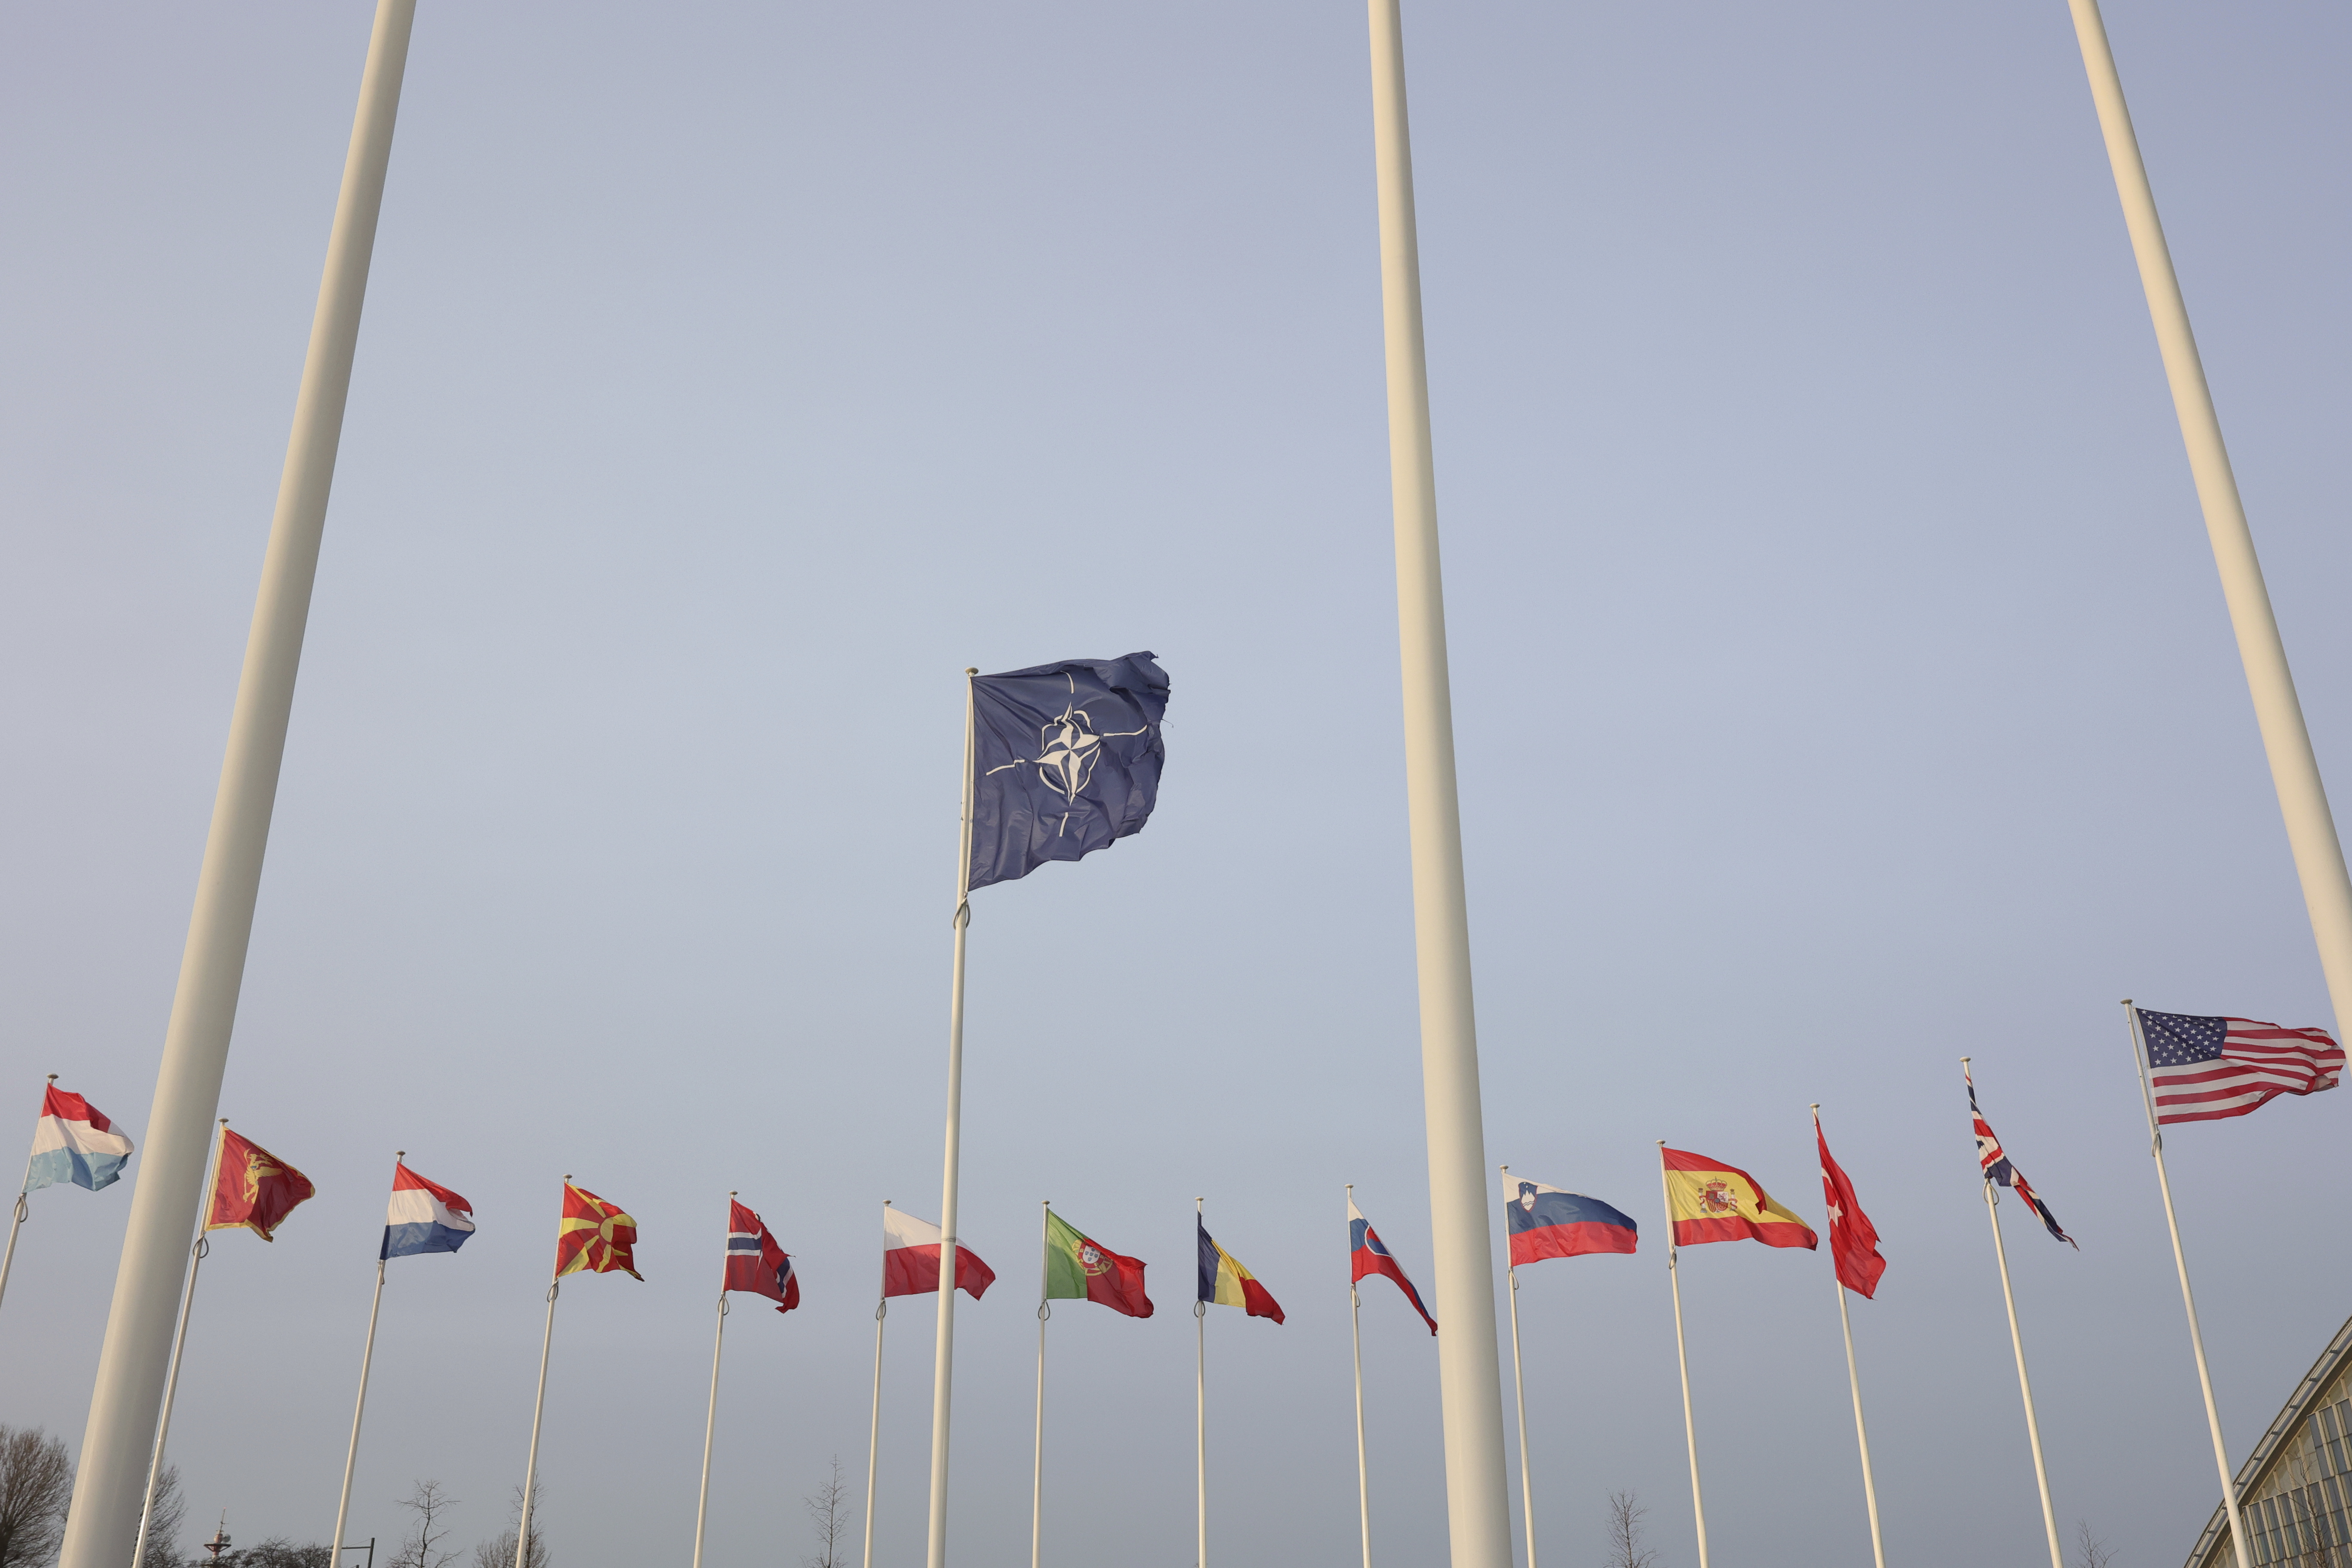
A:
[[555, 1182, 642, 1280], [204, 1127, 315, 1241], [1043, 1208, 1152, 1318], [1661, 1146, 1816, 1251], [1196, 1216, 1283, 1325]]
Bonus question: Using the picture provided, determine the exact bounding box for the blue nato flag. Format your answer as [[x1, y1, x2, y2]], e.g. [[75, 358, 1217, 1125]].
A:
[[969, 652, 1169, 891]]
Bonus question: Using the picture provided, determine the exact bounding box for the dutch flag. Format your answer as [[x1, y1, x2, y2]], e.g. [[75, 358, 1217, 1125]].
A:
[[383, 1162, 476, 1260]]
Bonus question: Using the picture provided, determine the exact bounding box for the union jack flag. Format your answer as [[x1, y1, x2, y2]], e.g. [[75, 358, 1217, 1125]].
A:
[[2136, 1008, 2343, 1125], [1967, 1066, 2073, 1248]]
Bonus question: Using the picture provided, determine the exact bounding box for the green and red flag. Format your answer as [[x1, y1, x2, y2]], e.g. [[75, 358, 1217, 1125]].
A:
[[1043, 1209, 1152, 1317]]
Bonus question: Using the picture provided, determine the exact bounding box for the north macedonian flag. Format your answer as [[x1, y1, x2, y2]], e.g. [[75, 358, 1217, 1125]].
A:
[[1661, 1146, 1816, 1250], [1043, 1208, 1152, 1318], [556, 1182, 642, 1280], [205, 1127, 315, 1242]]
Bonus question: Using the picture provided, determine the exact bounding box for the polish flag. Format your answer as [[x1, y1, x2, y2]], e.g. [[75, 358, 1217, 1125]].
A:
[[881, 1206, 996, 1300]]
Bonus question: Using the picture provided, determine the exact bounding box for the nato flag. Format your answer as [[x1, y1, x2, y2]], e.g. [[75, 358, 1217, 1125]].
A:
[[969, 652, 1168, 891]]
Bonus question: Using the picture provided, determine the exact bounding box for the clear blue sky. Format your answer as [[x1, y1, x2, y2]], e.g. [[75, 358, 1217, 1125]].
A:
[[4, 4, 2349, 1567]]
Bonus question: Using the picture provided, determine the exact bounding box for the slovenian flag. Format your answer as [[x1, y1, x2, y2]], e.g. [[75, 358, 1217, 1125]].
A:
[[1348, 1198, 1436, 1334], [26, 1087, 135, 1194], [1196, 1215, 1283, 1324], [1501, 1173, 1638, 1265], [882, 1205, 996, 1299], [382, 1162, 476, 1259]]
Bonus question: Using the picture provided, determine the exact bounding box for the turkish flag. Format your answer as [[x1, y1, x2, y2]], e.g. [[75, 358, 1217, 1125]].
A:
[[1816, 1117, 1886, 1298], [204, 1127, 316, 1242]]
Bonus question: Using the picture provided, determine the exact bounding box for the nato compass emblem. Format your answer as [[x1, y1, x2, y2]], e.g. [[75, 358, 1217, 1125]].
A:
[[983, 673, 1151, 832]]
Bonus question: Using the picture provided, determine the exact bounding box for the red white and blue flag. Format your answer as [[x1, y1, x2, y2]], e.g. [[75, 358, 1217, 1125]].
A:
[[2136, 1008, 2343, 1125], [1347, 1198, 1436, 1335], [1968, 1065, 2073, 1247], [25, 1087, 134, 1194], [383, 1162, 476, 1259], [1501, 1173, 1638, 1265], [726, 1198, 799, 1313]]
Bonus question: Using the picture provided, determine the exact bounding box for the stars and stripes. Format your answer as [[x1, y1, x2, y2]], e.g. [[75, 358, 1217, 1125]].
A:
[[2136, 1008, 2343, 1125], [1967, 1066, 2073, 1248]]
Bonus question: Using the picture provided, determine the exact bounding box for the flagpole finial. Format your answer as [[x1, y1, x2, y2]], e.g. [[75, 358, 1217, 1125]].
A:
[[729, 1190, 737, 1198], [45, 1073, 56, 1084], [2120, 997, 2133, 1007], [965, 667, 978, 677], [395, 1149, 405, 1160], [1810, 1103, 1819, 1113]]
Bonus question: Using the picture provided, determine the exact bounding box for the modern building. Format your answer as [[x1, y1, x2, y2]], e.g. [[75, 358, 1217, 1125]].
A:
[[2186, 1313, 2352, 1568]]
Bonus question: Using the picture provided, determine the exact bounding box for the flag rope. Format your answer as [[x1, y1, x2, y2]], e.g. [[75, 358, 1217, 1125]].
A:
[[1657, 1143, 1710, 1568], [1813, 1110, 1884, 1568], [690, 1192, 735, 1568], [133, 1121, 226, 1568], [1347, 1186, 1372, 1568], [861, 1203, 889, 1568], [329, 1152, 398, 1568], [1499, 1168, 1537, 1568], [925, 672, 978, 1568], [0, 1075, 58, 1318], [1966, 1061, 2063, 1568]]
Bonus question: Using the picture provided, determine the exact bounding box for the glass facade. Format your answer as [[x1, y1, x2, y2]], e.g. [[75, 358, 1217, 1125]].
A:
[[2201, 1380, 2352, 1568]]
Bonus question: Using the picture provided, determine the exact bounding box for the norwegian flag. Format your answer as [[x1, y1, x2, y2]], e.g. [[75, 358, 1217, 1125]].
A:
[[2136, 1008, 2343, 1125], [1967, 1066, 2073, 1248], [726, 1198, 800, 1314]]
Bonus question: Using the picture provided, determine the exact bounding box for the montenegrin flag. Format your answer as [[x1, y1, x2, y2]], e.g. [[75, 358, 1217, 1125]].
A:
[[555, 1182, 641, 1279], [24, 1087, 134, 1194], [383, 1162, 476, 1259], [205, 1127, 315, 1241], [1660, 1146, 1816, 1250], [1196, 1215, 1283, 1325], [1044, 1208, 1152, 1318], [881, 1206, 996, 1299]]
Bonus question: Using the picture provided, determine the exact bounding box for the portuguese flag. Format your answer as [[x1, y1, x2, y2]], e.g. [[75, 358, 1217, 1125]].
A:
[[1043, 1209, 1153, 1318]]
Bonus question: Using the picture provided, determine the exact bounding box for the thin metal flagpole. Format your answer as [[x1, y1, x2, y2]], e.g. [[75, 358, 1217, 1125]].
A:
[[1965, 1063, 2062, 1568], [1498, 1168, 1536, 1568], [925, 670, 978, 1568], [328, 1152, 401, 1567], [1030, 1201, 1050, 1568], [1657, 1144, 1709, 1568], [1346, 1187, 1372, 1568], [691, 1191, 735, 1568], [1811, 1111, 1883, 1568], [1195, 1197, 1208, 1568], [2061, 0, 2352, 1043], [0, 1074, 58, 1317], [132, 1121, 226, 1568], [62, 9, 416, 1564], [862, 1200, 890, 1568], [513, 1179, 567, 1568], [2121, 1004, 2252, 1568]]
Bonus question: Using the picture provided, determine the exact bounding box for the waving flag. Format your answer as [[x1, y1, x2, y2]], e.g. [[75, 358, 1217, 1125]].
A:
[[1501, 1173, 1638, 1264], [556, 1182, 642, 1279], [881, 1206, 996, 1299], [2136, 1007, 2344, 1124], [1196, 1217, 1283, 1324], [24, 1087, 134, 1193], [1661, 1147, 1816, 1250], [1967, 1066, 2073, 1247], [1813, 1115, 1885, 1298], [1044, 1209, 1152, 1318], [969, 654, 1169, 891], [204, 1127, 315, 1241], [726, 1198, 799, 1314], [1348, 1198, 1436, 1334], [383, 1162, 475, 1259]]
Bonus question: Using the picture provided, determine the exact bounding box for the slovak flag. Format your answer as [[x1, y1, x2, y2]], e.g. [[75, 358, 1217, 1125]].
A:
[[726, 1198, 800, 1314], [25, 1087, 135, 1194], [383, 1162, 476, 1259], [1348, 1198, 1436, 1335], [1501, 1172, 1638, 1265], [881, 1205, 996, 1299]]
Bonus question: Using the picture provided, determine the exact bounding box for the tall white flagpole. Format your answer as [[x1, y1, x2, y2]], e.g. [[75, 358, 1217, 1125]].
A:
[[1347, 1187, 1372, 1568], [690, 1192, 735, 1568], [132, 1123, 227, 1568], [1029, 1201, 1050, 1568], [1363, 5, 1511, 1562], [1498, 1168, 1537, 1568], [1811, 1111, 1884, 1568], [925, 671, 978, 1568], [2121, 1004, 2252, 1568], [1657, 1145, 1709, 1568], [2061, 0, 2352, 1036], [328, 1152, 401, 1567], [1195, 1197, 1209, 1568], [514, 1179, 567, 1568], [61, 9, 416, 1565], [0, 1074, 58, 1317], [863, 1201, 891, 1568], [1964, 1064, 2063, 1568]]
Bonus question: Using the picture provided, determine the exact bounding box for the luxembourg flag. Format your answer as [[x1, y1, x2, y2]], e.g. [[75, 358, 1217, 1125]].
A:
[[26, 1087, 135, 1193], [382, 1162, 476, 1259], [1501, 1172, 1638, 1265]]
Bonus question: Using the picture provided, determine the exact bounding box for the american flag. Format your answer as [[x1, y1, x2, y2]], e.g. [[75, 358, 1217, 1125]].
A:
[[2137, 1008, 2343, 1125]]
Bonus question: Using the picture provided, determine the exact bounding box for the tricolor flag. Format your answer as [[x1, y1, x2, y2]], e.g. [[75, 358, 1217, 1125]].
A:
[[1501, 1173, 1638, 1265], [969, 654, 1170, 891], [1196, 1216, 1283, 1325], [1660, 1147, 1816, 1250], [1043, 1209, 1152, 1318], [726, 1198, 799, 1314], [555, 1182, 642, 1279], [881, 1206, 996, 1300], [1813, 1115, 1884, 1298], [383, 1162, 475, 1259], [1347, 1199, 1435, 1334], [24, 1087, 134, 1194], [2136, 1007, 2344, 1124], [205, 1127, 315, 1242], [1967, 1067, 2073, 1247]]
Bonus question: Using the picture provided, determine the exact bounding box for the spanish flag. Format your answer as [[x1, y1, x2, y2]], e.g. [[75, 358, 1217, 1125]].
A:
[[1661, 1146, 1816, 1250], [555, 1181, 642, 1280]]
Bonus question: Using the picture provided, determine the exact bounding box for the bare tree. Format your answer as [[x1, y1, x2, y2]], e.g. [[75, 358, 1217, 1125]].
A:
[[213, 1541, 328, 1568], [470, 1488, 545, 1568], [1604, 1490, 1659, 1568], [135, 1465, 188, 1568], [0, 1426, 74, 1568], [2075, 1521, 2115, 1568], [385, 1482, 459, 1568], [804, 1458, 848, 1568]]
